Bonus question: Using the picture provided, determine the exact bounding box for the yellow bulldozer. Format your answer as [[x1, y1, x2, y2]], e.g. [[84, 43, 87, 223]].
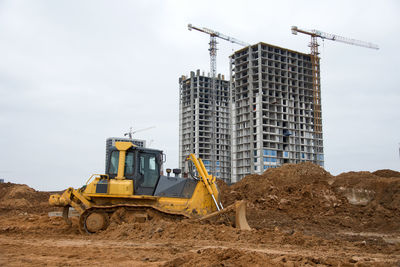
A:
[[49, 140, 250, 233]]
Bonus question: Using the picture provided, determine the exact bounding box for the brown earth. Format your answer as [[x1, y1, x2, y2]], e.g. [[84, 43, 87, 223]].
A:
[[1, 164, 400, 266], [372, 169, 400, 178], [0, 183, 51, 213]]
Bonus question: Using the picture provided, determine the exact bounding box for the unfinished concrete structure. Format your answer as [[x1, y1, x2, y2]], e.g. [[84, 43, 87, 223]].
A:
[[179, 70, 231, 182], [230, 42, 324, 182]]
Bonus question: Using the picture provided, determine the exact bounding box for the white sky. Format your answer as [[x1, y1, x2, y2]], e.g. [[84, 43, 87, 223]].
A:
[[0, 0, 399, 190]]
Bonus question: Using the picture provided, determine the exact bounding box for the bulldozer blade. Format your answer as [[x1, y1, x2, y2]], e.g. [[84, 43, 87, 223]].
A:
[[198, 200, 251, 230]]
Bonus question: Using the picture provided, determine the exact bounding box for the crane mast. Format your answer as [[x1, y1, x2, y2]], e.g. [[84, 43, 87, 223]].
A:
[[188, 24, 248, 177], [291, 26, 379, 165], [188, 24, 249, 83]]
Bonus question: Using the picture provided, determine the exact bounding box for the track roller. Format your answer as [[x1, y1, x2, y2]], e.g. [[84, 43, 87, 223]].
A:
[[80, 210, 109, 234]]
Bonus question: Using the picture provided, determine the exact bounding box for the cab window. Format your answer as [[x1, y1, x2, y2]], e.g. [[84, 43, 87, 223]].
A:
[[124, 152, 134, 176], [109, 151, 134, 177], [108, 151, 119, 175], [139, 153, 159, 188]]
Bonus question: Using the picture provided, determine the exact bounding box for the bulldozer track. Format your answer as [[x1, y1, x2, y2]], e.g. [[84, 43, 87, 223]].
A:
[[78, 204, 188, 234]]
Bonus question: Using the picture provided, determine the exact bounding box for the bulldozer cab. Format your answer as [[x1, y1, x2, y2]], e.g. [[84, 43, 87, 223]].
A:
[[107, 144, 163, 195]]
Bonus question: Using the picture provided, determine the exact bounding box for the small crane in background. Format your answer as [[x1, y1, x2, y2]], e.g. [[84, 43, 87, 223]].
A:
[[291, 26, 379, 161], [124, 126, 155, 139]]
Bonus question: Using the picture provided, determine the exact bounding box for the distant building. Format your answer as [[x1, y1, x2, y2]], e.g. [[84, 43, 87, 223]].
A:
[[0, 179, 4, 183], [230, 42, 324, 182], [179, 70, 231, 183], [105, 137, 146, 173]]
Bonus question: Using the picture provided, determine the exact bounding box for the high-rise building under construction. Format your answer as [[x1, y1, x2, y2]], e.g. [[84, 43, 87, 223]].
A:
[[230, 42, 324, 182], [179, 70, 231, 182]]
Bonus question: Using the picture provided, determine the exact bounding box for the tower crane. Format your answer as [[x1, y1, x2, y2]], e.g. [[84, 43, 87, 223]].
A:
[[188, 24, 249, 81], [291, 26, 379, 162], [188, 24, 249, 177]]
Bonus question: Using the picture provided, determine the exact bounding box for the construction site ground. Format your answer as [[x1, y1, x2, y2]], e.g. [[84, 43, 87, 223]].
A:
[[1, 163, 399, 266]]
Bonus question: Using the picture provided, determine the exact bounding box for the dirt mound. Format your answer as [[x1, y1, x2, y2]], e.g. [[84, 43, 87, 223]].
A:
[[261, 162, 333, 185], [373, 169, 400, 178], [222, 162, 336, 210], [215, 178, 230, 197], [0, 183, 51, 213], [333, 171, 400, 210], [336, 171, 380, 182], [103, 219, 235, 241], [217, 164, 400, 233], [331, 171, 400, 231]]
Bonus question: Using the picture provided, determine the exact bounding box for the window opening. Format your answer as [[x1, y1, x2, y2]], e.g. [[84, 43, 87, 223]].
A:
[[139, 153, 159, 188], [108, 151, 119, 175]]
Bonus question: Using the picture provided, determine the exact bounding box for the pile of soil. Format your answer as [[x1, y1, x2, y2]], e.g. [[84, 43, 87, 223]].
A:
[[332, 171, 400, 231], [221, 162, 334, 205], [373, 169, 400, 178], [217, 164, 400, 233], [0, 183, 51, 213]]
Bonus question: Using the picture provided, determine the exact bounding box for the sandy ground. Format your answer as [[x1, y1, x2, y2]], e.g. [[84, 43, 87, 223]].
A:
[[1, 164, 399, 266], [0, 213, 399, 266]]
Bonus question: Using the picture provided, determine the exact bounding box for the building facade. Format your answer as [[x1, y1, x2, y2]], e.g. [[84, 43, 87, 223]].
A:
[[230, 42, 324, 182], [179, 70, 231, 182]]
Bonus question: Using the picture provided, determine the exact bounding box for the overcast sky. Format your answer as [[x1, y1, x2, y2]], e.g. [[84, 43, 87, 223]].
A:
[[0, 0, 399, 190]]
